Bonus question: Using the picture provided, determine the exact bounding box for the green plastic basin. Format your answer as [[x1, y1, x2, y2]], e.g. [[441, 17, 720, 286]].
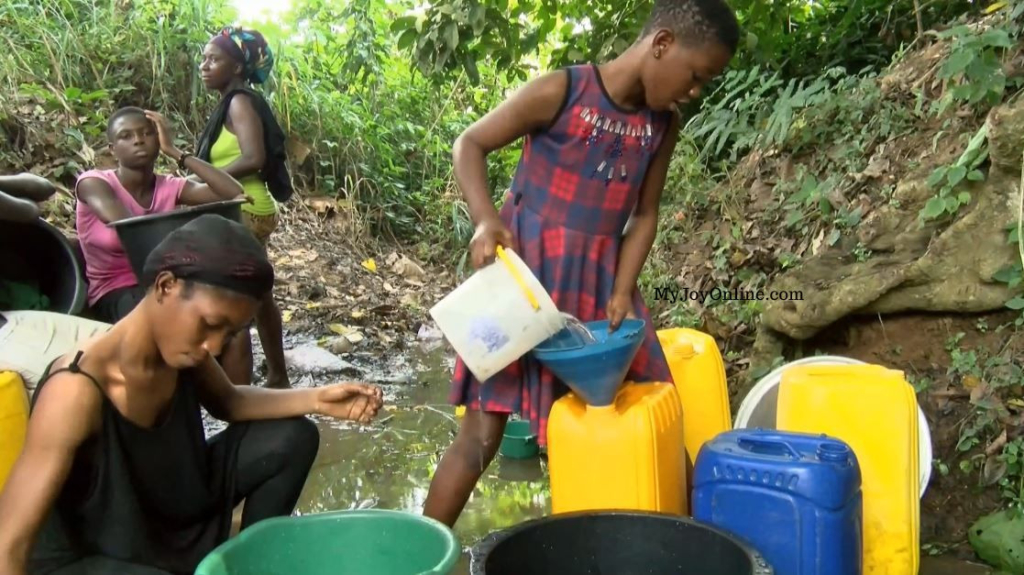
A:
[[195, 509, 460, 575], [499, 419, 538, 459]]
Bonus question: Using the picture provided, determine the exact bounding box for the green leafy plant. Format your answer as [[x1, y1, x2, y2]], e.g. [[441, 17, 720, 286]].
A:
[[933, 24, 1017, 115], [919, 124, 989, 221]]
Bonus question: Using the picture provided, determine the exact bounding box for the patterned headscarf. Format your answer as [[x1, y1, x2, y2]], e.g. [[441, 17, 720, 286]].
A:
[[210, 26, 275, 85]]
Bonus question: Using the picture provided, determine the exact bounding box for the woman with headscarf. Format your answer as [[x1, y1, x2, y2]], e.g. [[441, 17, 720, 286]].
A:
[[196, 26, 293, 389], [0, 214, 383, 575]]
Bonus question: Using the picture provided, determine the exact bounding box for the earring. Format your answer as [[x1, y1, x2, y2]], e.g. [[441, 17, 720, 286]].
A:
[[654, 49, 662, 59]]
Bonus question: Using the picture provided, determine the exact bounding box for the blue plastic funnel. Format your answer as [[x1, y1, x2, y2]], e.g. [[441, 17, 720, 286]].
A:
[[531, 319, 645, 406]]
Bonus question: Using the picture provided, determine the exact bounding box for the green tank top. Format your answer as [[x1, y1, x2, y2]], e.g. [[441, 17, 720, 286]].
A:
[[209, 127, 277, 216]]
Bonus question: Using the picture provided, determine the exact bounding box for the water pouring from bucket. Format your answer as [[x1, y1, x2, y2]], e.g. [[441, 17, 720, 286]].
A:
[[429, 246, 567, 382], [531, 318, 646, 407]]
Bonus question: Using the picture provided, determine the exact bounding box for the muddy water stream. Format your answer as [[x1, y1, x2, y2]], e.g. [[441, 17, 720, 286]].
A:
[[209, 336, 990, 574], [296, 346, 548, 553], [205, 341, 548, 572]]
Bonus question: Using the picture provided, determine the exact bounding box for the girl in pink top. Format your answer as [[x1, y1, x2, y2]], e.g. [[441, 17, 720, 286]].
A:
[[77, 107, 246, 324]]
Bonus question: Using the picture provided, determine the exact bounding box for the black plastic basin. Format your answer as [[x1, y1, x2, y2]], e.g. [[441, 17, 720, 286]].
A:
[[0, 219, 86, 315], [109, 198, 245, 281], [470, 511, 773, 575]]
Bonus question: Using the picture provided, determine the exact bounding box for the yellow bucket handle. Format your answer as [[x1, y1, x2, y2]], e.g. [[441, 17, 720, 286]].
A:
[[496, 245, 540, 311]]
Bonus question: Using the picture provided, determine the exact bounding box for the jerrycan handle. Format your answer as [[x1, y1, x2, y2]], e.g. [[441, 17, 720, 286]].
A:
[[496, 245, 540, 311], [738, 436, 802, 459]]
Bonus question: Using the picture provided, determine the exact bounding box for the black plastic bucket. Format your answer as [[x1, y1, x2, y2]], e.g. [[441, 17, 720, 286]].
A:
[[470, 511, 773, 575], [110, 198, 246, 281], [0, 219, 86, 315]]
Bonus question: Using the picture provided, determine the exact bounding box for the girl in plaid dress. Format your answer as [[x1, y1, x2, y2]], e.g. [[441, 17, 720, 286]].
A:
[[424, 0, 739, 527]]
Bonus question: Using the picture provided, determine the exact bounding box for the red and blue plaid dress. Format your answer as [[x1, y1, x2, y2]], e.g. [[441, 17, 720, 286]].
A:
[[450, 64, 675, 447]]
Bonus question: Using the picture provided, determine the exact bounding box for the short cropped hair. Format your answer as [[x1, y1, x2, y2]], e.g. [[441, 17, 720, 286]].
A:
[[106, 106, 148, 142], [640, 0, 740, 53]]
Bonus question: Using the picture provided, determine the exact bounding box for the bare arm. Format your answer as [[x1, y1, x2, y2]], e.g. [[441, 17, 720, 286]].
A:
[[0, 375, 101, 574], [612, 112, 680, 299], [176, 156, 246, 206], [454, 70, 568, 226], [76, 177, 133, 223], [194, 356, 382, 424], [142, 110, 244, 206], [0, 173, 56, 203], [0, 190, 42, 223], [214, 95, 266, 181]]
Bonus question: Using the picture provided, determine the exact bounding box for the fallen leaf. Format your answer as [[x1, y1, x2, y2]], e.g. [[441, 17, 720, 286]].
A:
[[305, 196, 335, 215], [328, 323, 355, 335], [810, 228, 826, 255], [971, 381, 992, 404], [861, 155, 890, 179], [282, 309, 294, 323], [328, 337, 354, 354], [982, 454, 1008, 486], [76, 142, 95, 163], [749, 178, 774, 209], [383, 281, 396, 293], [351, 310, 366, 320], [963, 375, 981, 389], [391, 255, 426, 279], [986, 429, 1009, 456], [361, 258, 377, 273]]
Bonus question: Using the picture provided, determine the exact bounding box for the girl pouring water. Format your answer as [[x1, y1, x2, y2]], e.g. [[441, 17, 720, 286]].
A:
[[423, 0, 740, 526]]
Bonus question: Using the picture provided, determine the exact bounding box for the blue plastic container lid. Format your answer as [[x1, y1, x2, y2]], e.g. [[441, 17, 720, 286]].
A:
[[694, 429, 862, 510]]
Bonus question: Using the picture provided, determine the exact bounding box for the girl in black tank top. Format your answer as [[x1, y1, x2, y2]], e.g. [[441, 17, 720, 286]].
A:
[[0, 215, 383, 574]]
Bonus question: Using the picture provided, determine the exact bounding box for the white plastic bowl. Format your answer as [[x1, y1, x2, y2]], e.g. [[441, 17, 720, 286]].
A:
[[734, 355, 933, 499]]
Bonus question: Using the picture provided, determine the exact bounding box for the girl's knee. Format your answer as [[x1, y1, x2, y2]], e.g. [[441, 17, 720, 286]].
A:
[[250, 417, 319, 464], [282, 416, 319, 462], [454, 417, 505, 460]]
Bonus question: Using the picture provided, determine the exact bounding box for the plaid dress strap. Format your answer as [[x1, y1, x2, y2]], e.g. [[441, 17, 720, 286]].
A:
[[511, 64, 675, 237]]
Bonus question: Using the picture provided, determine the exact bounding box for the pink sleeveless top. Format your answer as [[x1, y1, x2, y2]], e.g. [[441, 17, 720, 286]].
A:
[[75, 170, 187, 305]]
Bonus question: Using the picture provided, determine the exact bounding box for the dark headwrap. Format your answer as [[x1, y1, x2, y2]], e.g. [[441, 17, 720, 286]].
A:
[[142, 214, 274, 299], [210, 26, 275, 85]]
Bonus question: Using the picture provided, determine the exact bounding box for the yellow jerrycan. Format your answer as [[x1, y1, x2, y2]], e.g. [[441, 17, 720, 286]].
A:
[[778, 364, 920, 575], [0, 371, 29, 492], [657, 328, 731, 471], [547, 381, 686, 515]]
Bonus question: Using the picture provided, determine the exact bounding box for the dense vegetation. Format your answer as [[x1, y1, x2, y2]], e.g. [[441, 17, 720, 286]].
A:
[[0, 0, 991, 259]]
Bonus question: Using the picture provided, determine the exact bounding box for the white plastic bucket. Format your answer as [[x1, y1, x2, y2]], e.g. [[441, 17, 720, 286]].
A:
[[734, 356, 933, 498], [429, 247, 565, 382]]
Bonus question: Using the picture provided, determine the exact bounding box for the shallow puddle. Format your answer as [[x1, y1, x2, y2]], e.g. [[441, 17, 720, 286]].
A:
[[292, 345, 549, 557]]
